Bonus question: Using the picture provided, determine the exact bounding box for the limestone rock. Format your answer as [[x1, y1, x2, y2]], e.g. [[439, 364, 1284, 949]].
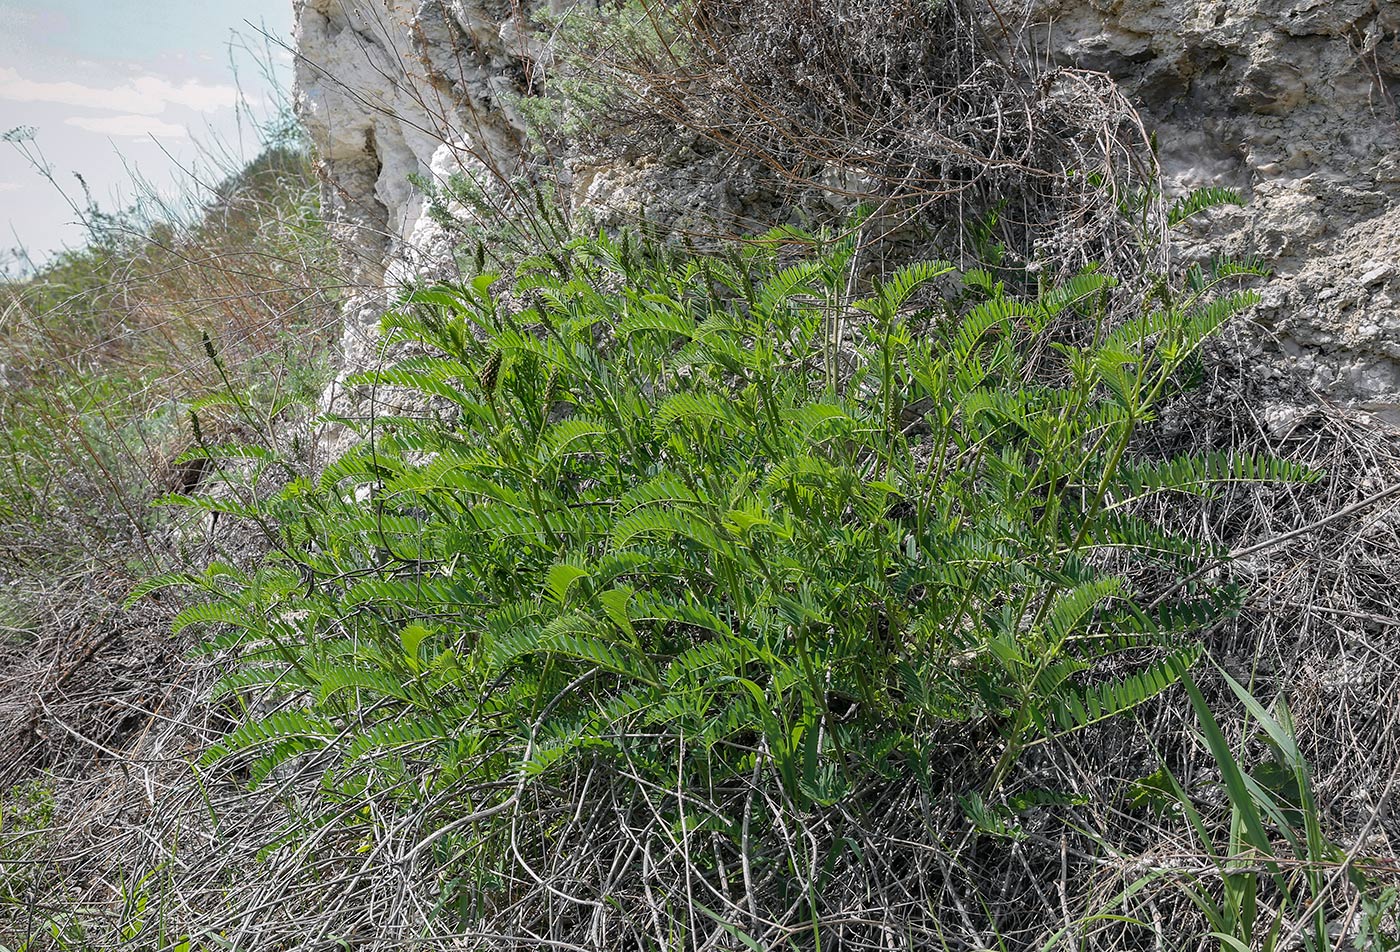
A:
[[1026, 0, 1400, 411]]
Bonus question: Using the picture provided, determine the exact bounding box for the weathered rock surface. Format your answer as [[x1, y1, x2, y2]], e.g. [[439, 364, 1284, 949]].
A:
[[294, 0, 1400, 415], [1027, 0, 1400, 419], [294, 0, 525, 387]]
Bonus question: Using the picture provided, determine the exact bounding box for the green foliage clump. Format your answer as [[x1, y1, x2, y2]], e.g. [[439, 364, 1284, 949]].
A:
[[1113, 665, 1400, 952], [153, 217, 1310, 884]]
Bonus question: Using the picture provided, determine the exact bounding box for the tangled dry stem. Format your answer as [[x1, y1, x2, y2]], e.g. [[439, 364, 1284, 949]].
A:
[[557, 0, 1168, 284]]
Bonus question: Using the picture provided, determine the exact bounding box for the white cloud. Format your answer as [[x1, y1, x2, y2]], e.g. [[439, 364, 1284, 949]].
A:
[[0, 182, 21, 192], [0, 67, 237, 116], [65, 115, 188, 139]]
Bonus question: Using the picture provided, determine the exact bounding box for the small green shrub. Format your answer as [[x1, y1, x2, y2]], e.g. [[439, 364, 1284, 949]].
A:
[[150, 211, 1310, 898]]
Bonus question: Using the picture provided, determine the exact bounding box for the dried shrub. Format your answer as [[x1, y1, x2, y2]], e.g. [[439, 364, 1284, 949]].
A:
[[542, 0, 1166, 281]]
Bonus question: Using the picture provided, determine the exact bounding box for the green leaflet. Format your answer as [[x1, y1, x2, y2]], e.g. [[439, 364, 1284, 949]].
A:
[[1167, 186, 1244, 226]]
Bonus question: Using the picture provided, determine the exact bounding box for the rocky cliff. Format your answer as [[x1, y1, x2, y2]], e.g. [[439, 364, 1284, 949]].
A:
[[1035, 0, 1400, 423], [294, 0, 1400, 418]]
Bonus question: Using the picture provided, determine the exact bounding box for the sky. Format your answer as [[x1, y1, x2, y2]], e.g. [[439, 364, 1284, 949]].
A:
[[0, 0, 295, 268]]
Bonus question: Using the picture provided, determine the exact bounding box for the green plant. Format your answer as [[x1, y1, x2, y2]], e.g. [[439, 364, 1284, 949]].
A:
[[0, 781, 54, 902], [147, 203, 1310, 922], [0, 130, 342, 950], [410, 169, 591, 286], [1143, 663, 1400, 951], [0, 140, 336, 572]]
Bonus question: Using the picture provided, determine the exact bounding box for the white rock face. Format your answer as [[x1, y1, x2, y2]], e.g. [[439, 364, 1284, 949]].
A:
[[1025, 0, 1400, 418], [294, 0, 531, 432], [294, 0, 1400, 415]]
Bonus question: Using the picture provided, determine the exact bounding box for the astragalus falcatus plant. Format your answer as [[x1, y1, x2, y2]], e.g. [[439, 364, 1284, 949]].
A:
[[143, 189, 1314, 946]]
